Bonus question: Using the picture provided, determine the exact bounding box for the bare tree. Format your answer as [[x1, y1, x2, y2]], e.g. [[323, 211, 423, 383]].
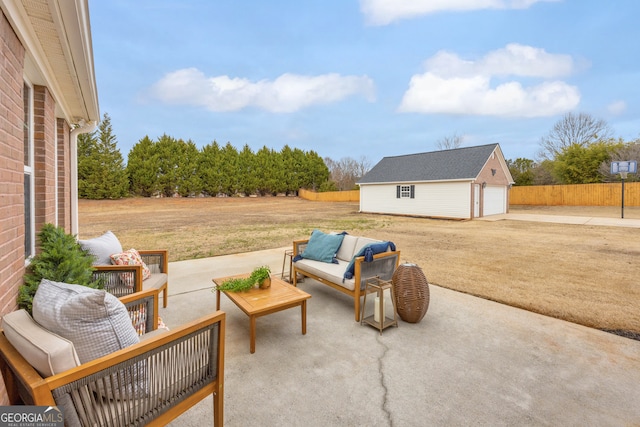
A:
[[324, 156, 372, 190], [436, 133, 464, 150], [538, 112, 613, 160], [354, 155, 372, 180], [598, 139, 640, 182]]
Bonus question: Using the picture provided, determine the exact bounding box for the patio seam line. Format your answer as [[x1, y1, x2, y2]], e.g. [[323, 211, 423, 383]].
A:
[[167, 286, 214, 297], [377, 334, 394, 426]]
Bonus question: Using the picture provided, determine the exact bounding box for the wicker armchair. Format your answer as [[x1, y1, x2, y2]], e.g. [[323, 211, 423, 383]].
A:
[[0, 289, 225, 427], [93, 249, 169, 308]]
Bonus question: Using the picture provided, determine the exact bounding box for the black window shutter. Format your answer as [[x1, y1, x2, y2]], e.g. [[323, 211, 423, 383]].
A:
[[410, 185, 415, 199], [396, 185, 400, 198]]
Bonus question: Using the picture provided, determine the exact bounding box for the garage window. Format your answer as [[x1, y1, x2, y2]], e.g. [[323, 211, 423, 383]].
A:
[[396, 185, 415, 199]]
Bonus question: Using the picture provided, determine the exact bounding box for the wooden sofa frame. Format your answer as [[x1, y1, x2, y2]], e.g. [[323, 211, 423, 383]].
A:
[[0, 289, 225, 427], [292, 239, 400, 322], [93, 249, 169, 308]]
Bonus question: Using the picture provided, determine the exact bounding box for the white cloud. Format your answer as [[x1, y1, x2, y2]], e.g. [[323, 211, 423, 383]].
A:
[[399, 44, 580, 117], [425, 44, 574, 78], [360, 0, 560, 26], [149, 68, 375, 113], [607, 100, 627, 115]]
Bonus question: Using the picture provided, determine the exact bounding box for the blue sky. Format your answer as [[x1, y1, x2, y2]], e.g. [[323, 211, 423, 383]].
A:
[[89, 0, 640, 165]]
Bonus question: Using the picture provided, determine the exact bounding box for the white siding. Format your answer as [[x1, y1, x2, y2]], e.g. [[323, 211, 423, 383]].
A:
[[483, 185, 507, 216], [360, 182, 472, 219]]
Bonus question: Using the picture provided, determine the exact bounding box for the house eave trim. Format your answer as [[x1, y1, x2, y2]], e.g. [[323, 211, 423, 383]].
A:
[[358, 178, 475, 186]]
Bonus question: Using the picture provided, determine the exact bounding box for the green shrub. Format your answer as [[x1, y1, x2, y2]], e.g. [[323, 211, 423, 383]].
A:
[[19, 223, 102, 314]]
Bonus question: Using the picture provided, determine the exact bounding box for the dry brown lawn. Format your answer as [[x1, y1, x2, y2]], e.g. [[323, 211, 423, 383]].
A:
[[79, 197, 640, 337]]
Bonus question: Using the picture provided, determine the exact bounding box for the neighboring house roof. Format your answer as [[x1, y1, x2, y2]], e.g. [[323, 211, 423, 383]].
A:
[[359, 143, 505, 184], [0, 0, 99, 123]]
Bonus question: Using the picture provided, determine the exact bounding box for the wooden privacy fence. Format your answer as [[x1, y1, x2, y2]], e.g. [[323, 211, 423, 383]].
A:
[[510, 182, 640, 206], [300, 183, 640, 206], [298, 188, 360, 202]]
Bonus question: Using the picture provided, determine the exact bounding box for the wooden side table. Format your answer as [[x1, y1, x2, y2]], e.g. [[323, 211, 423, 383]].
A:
[[281, 249, 294, 283], [360, 277, 398, 335]]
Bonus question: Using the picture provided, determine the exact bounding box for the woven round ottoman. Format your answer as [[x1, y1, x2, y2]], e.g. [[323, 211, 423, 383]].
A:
[[391, 263, 430, 323]]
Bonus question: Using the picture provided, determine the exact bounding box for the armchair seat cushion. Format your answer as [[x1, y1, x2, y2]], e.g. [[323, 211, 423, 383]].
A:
[[1, 309, 80, 377], [32, 279, 139, 364], [143, 273, 168, 291]]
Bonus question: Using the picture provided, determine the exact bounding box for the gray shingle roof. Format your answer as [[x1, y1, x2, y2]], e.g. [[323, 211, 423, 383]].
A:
[[358, 143, 500, 184]]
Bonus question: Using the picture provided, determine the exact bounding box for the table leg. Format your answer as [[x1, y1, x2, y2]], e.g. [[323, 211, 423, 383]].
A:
[[250, 315, 256, 354], [301, 300, 307, 335], [216, 289, 221, 310], [281, 251, 287, 280], [288, 255, 293, 283]]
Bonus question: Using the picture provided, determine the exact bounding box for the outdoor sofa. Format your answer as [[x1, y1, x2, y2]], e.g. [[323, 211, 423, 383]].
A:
[[292, 230, 400, 321]]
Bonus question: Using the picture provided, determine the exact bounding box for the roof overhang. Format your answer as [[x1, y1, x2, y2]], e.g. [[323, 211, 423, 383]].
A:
[[358, 178, 475, 186], [0, 0, 99, 124]]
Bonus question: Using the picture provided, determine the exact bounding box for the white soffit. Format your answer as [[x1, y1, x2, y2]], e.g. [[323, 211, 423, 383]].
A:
[[2, 0, 98, 123]]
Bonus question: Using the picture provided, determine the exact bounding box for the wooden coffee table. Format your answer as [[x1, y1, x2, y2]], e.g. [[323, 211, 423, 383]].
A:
[[213, 274, 311, 353]]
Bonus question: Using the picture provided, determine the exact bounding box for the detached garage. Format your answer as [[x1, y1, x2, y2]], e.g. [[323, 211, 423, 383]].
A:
[[358, 144, 514, 219]]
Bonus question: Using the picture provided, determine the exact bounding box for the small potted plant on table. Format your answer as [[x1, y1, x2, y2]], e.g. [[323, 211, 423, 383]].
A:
[[214, 266, 271, 292]]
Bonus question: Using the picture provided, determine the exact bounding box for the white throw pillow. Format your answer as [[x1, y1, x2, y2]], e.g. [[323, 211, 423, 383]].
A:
[[79, 230, 123, 266]]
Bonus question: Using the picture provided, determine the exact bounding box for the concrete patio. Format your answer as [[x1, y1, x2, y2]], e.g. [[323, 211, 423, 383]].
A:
[[161, 242, 640, 426]]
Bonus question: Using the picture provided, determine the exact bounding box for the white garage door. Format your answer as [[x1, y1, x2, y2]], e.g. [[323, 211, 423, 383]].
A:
[[483, 186, 506, 216]]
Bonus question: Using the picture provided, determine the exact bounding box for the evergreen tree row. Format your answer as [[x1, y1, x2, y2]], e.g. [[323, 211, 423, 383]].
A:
[[78, 114, 330, 199]]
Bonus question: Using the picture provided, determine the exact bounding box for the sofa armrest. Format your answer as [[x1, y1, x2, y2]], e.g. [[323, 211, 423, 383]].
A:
[[353, 250, 401, 290], [0, 332, 44, 405], [93, 263, 144, 295], [120, 288, 160, 335], [139, 249, 169, 274], [293, 239, 309, 256]]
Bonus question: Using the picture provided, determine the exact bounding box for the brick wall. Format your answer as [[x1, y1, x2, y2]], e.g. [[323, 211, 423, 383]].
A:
[[33, 85, 57, 234], [476, 153, 510, 186], [57, 118, 72, 230], [0, 10, 26, 406]]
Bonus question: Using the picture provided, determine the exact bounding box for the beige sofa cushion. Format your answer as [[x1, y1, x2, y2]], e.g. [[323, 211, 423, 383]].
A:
[[294, 259, 357, 291], [353, 237, 381, 256], [2, 309, 80, 377], [336, 235, 358, 262]]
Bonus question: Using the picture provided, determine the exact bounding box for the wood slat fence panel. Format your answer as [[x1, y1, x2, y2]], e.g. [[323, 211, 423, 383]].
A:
[[510, 182, 640, 206], [298, 189, 360, 202]]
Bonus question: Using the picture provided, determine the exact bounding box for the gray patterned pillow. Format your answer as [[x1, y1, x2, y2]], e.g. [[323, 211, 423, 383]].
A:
[[78, 230, 123, 266], [32, 279, 139, 364]]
